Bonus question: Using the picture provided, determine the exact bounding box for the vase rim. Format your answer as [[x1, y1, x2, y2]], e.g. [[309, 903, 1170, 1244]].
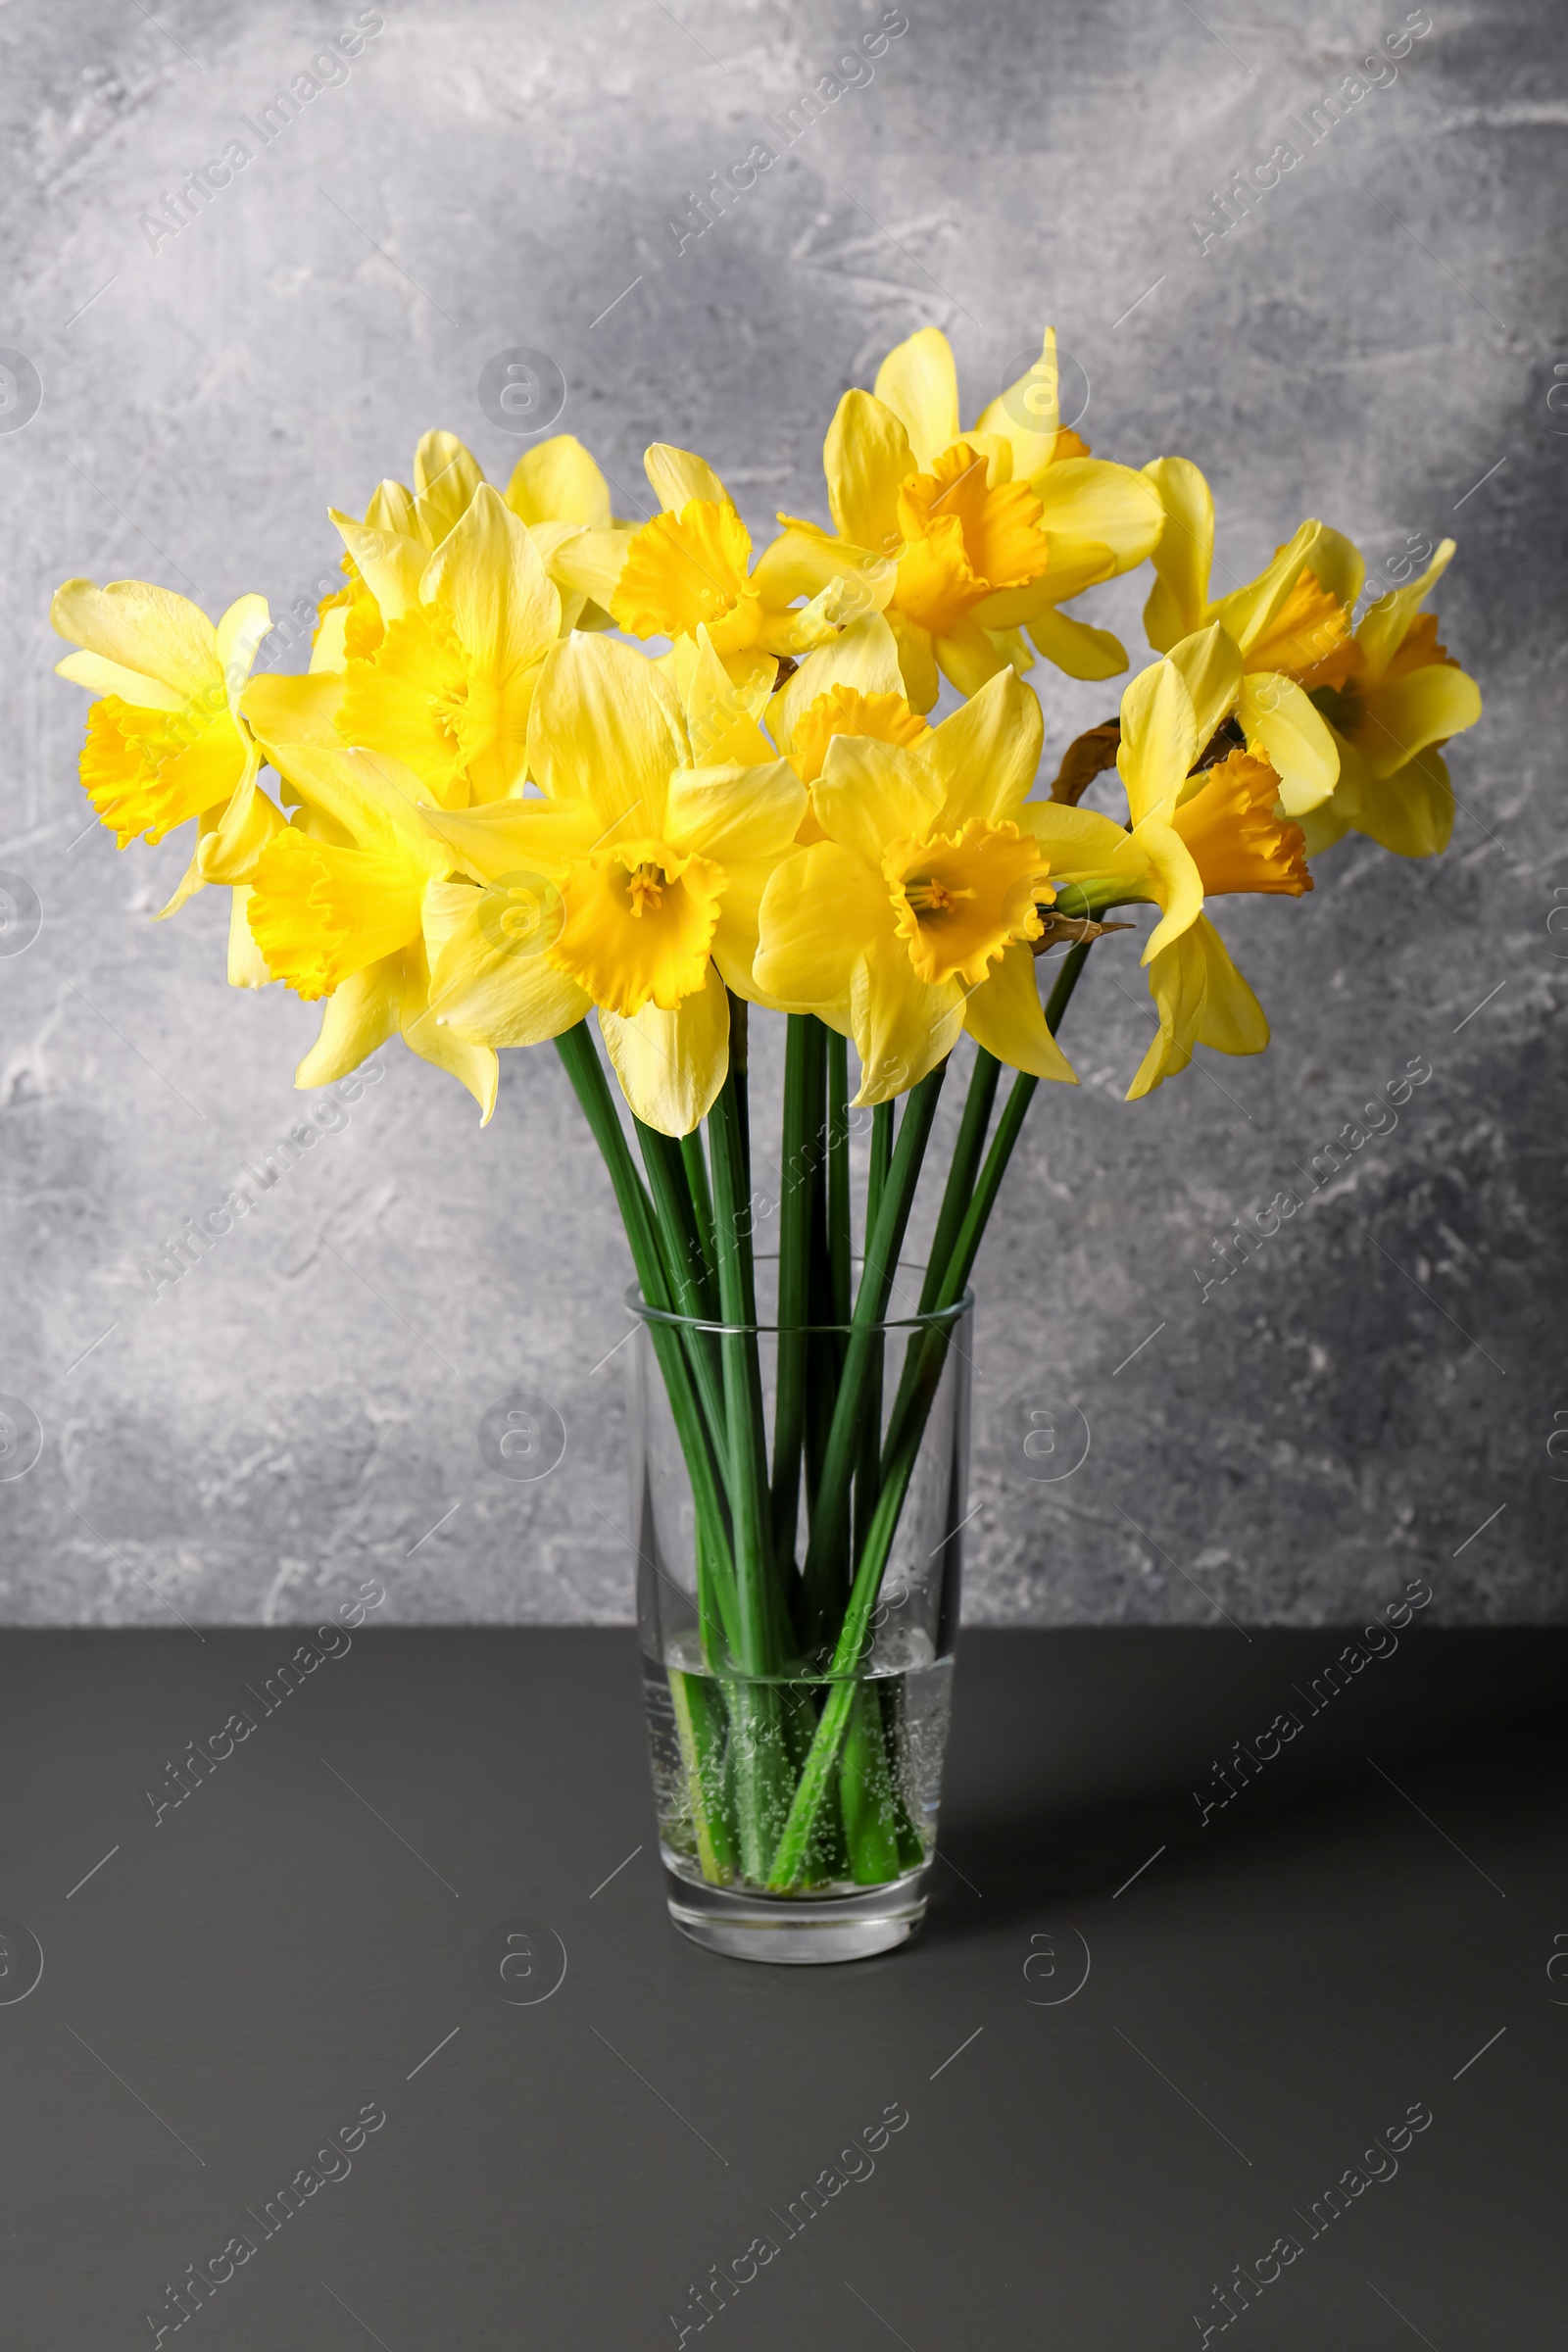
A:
[[626, 1255, 973, 1338]]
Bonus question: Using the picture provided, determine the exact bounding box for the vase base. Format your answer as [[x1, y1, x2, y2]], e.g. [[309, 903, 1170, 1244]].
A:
[[662, 1861, 929, 1965]]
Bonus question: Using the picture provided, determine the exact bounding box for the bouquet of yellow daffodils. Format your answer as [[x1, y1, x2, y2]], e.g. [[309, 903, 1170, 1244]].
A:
[[52, 326, 1480, 1897]]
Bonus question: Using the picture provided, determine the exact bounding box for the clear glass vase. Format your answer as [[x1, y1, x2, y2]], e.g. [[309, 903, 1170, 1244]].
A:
[[629, 1263, 972, 1964]]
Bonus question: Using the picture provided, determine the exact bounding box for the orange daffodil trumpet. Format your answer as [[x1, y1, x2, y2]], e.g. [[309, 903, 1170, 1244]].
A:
[[1140, 456, 1352, 817], [1027, 628, 1312, 1098]]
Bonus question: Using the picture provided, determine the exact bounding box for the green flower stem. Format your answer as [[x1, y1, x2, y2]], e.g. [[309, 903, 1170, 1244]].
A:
[[839, 1683, 903, 1884], [668, 1663, 738, 1882], [635, 1119, 719, 1322], [918, 1050, 1002, 1314], [766, 1352, 950, 1890], [555, 1023, 740, 1659], [882, 949, 1093, 1480], [633, 1119, 729, 1496], [800, 1061, 948, 1640], [826, 1030, 853, 1323], [800, 1026, 844, 1529], [853, 1097, 896, 1564], [866, 1096, 894, 1233], [705, 1057, 777, 1676], [769, 1014, 820, 1571], [680, 1131, 718, 1290], [770, 949, 1098, 1890], [878, 1049, 1002, 1511]]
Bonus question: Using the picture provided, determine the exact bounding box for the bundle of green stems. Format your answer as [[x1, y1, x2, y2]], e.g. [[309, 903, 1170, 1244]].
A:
[[555, 944, 1092, 1893]]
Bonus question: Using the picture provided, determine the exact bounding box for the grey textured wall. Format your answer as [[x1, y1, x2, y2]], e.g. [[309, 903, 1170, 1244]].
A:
[[2, 0, 1563, 1629]]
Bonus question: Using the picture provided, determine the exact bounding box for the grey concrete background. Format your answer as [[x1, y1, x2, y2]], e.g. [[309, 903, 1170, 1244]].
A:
[[1, 0, 1562, 1629]]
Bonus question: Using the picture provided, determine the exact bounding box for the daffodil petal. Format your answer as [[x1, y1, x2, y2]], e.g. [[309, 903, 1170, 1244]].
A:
[[1141, 457, 1214, 653], [766, 613, 905, 755], [414, 430, 485, 548], [755, 841, 897, 1008], [53, 651, 186, 711], [329, 508, 428, 622], [1126, 915, 1266, 1100], [1117, 659, 1198, 827], [872, 327, 960, 471], [1167, 622, 1244, 754], [850, 932, 962, 1103], [257, 742, 450, 876], [1238, 671, 1340, 811], [823, 389, 914, 550], [645, 443, 729, 513], [526, 631, 687, 838], [1300, 522, 1364, 613], [1354, 539, 1457, 682], [1134, 819, 1205, 962], [552, 525, 637, 609], [600, 965, 729, 1136], [400, 943, 499, 1121], [227, 887, 272, 989], [1025, 605, 1129, 681], [425, 893, 592, 1046], [754, 519, 897, 614], [885, 611, 941, 713], [244, 671, 345, 751], [365, 478, 417, 537], [1032, 459, 1164, 575], [506, 434, 612, 529], [51, 577, 220, 699], [421, 483, 561, 682], [1210, 520, 1320, 656], [961, 944, 1077, 1084], [934, 618, 1010, 698], [663, 759, 807, 864], [196, 770, 285, 886], [309, 605, 350, 674], [813, 734, 942, 871], [418, 797, 595, 884], [672, 626, 777, 767], [295, 956, 404, 1087], [971, 325, 1065, 482], [1348, 749, 1455, 858], [915, 664, 1043, 828], [1355, 662, 1482, 780], [216, 596, 273, 720], [1020, 800, 1144, 893]]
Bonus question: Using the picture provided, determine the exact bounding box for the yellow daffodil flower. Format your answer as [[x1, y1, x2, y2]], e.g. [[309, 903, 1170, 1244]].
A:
[[416, 632, 807, 1135], [313, 429, 617, 670], [764, 613, 930, 789], [753, 666, 1074, 1102], [1139, 456, 1353, 815], [1025, 636, 1311, 1097], [555, 445, 839, 701], [763, 326, 1164, 711], [52, 576, 276, 978], [324, 484, 562, 809], [1298, 539, 1482, 859], [240, 710, 497, 1120]]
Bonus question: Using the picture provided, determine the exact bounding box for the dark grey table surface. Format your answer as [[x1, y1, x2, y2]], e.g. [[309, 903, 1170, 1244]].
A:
[[1, 1625, 1562, 2350]]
